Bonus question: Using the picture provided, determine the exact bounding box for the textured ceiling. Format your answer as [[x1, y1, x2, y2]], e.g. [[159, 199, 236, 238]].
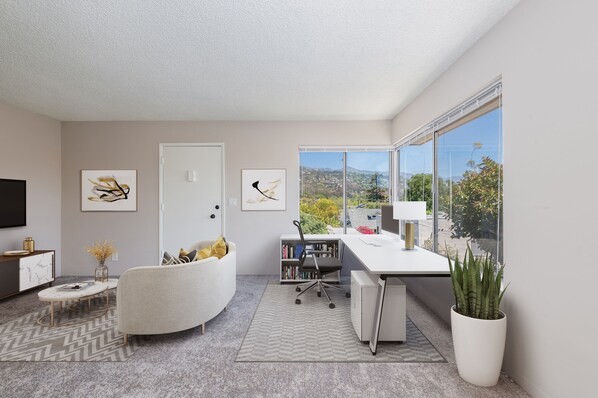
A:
[[0, 1, 519, 121]]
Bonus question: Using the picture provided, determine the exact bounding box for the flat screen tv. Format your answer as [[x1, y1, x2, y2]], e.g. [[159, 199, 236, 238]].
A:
[[0, 179, 26, 228]]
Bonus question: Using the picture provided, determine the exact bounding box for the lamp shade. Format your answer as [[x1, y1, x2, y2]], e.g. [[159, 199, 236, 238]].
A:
[[393, 201, 427, 221]]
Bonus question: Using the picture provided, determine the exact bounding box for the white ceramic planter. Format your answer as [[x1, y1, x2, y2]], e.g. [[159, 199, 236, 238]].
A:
[[451, 305, 507, 387]]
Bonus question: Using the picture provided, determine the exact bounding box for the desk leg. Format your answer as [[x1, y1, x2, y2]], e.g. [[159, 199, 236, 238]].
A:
[[369, 276, 387, 355]]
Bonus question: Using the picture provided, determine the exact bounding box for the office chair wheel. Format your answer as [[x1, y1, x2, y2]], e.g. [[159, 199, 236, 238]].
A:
[[295, 299, 301, 305], [329, 303, 335, 309], [295, 286, 301, 292], [346, 292, 351, 298], [317, 291, 322, 297]]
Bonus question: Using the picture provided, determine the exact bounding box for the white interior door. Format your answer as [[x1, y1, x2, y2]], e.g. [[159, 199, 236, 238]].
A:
[[160, 144, 223, 257]]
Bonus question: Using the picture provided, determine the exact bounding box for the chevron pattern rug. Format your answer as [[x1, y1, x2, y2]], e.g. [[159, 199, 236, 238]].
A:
[[0, 306, 138, 362], [236, 283, 445, 362]]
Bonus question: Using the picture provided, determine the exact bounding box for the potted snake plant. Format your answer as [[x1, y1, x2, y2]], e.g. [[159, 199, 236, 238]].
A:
[[448, 246, 508, 387]]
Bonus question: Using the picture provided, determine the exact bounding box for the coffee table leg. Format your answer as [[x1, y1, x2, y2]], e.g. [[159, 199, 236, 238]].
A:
[[50, 302, 54, 327]]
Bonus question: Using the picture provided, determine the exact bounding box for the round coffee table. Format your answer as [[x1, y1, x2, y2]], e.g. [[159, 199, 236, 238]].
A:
[[38, 282, 109, 327]]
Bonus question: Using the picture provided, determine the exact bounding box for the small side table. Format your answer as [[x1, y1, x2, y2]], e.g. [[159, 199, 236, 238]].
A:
[[37, 283, 109, 327]]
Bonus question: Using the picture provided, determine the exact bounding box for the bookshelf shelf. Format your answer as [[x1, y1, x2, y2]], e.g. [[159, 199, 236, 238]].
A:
[[279, 234, 341, 283]]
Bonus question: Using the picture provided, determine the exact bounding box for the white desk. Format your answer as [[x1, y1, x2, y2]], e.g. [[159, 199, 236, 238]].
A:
[[340, 234, 449, 354]]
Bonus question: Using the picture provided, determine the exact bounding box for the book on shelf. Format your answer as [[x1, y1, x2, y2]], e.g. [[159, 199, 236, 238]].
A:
[[294, 244, 302, 259]]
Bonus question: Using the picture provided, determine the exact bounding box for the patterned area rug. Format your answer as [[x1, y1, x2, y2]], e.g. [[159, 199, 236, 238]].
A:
[[0, 306, 138, 361], [237, 283, 445, 362]]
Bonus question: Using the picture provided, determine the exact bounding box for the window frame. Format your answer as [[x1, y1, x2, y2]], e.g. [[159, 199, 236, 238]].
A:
[[394, 82, 503, 261], [298, 146, 393, 234]]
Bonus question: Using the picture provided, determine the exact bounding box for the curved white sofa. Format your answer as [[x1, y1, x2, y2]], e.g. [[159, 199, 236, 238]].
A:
[[117, 240, 236, 343]]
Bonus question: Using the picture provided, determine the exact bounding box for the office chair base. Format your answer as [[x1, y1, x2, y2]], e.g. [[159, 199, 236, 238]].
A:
[[294, 280, 349, 309]]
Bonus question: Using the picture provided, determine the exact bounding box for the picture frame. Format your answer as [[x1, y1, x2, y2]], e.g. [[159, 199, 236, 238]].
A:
[[241, 169, 286, 211], [81, 170, 137, 212]]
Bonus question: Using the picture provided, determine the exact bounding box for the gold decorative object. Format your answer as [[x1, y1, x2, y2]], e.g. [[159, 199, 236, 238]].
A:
[[86, 240, 115, 282], [23, 237, 35, 253], [404, 223, 415, 250]]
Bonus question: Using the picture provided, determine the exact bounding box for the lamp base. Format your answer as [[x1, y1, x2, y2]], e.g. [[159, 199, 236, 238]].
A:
[[404, 222, 415, 250]]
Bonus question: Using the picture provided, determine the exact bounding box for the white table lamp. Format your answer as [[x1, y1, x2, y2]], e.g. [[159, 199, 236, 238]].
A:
[[393, 201, 427, 250]]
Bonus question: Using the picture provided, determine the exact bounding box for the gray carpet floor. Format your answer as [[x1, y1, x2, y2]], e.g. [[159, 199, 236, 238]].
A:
[[0, 276, 529, 398], [237, 283, 445, 362]]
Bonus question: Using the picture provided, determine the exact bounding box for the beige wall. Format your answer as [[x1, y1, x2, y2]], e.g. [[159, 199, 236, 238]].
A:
[[0, 100, 62, 273], [392, 0, 597, 397], [61, 121, 391, 276]]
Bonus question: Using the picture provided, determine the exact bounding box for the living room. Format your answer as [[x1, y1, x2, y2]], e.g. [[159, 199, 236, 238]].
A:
[[1, 1, 595, 397]]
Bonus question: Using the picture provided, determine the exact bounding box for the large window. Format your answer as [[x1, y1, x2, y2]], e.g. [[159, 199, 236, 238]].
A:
[[397, 84, 503, 262], [300, 149, 391, 234]]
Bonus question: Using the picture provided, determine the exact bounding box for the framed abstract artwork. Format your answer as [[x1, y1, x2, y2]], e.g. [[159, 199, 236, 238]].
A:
[[81, 170, 137, 211], [241, 169, 286, 211]]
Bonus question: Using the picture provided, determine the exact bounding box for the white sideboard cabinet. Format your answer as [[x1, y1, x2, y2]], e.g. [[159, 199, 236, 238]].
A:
[[0, 250, 55, 299]]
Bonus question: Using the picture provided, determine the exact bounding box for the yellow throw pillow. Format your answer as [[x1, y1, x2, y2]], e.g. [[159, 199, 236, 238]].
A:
[[197, 246, 212, 260], [211, 236, 227, 259]]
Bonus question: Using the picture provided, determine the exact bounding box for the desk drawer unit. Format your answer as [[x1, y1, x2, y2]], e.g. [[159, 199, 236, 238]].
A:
[[351, 271, 406, 342]]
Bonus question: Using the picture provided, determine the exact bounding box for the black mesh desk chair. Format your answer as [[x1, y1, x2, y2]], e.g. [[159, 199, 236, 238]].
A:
[[293, 220, 350, 309]]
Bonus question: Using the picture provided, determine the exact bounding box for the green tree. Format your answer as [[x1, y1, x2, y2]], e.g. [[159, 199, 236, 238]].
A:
[[406, 173, 433, 213], [450, 156, 503, 262], [366, 173, 387, 202], [300, 197, 341, 227], [299, 213, 328, 234]]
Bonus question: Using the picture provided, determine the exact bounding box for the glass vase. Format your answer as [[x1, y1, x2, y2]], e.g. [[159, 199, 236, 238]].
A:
[[95, 260, 108, 282]]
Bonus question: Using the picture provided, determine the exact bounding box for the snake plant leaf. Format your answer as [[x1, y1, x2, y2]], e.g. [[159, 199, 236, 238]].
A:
[[481, 290, 490, 319], [498, 281, 510, 309], [487, 276, 496, 319], [449, 246, 507, 319]]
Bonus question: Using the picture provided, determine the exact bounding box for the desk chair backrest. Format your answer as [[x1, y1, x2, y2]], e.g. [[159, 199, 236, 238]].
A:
[[292, 220, 308, 267]]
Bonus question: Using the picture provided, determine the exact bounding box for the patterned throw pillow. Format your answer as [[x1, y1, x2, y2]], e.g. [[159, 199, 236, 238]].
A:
[[162, 251, 183, 266], [179, 249, 198, 263]]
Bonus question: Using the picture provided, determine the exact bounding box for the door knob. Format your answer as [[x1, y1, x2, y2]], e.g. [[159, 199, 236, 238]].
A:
[[210, 214, 216, 219], [215, 205, 220, 210]]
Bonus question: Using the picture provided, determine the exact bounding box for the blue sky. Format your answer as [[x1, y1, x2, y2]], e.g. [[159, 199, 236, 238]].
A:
[[400, 108, 502, 178], [300, 151, 390, 173], [300, 108, 501, 178]]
